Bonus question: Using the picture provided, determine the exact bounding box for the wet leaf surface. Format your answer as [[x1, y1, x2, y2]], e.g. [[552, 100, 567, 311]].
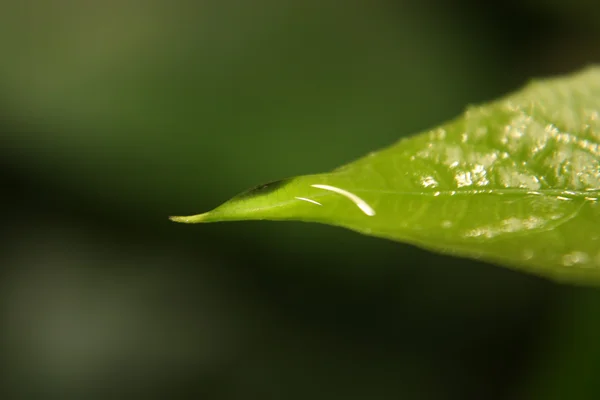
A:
[[173, 67, 600, 285]]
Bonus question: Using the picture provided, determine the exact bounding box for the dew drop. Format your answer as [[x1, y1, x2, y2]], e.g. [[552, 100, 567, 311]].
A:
[[295, 197, 322, 206], [311, 184, 376, 216], [441, 220, 453, 228], [421, 176, 439, 188], [562, 251, 590, 267]]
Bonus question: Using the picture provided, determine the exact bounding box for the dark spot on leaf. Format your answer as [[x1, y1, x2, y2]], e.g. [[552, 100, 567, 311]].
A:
[[233, 178, 291, 200]]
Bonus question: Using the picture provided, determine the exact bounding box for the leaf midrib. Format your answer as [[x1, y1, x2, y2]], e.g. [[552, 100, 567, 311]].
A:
[[344, 188, 600, 198]]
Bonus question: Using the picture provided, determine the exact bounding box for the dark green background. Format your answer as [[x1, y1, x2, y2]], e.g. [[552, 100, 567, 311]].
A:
[[2, 1, 600, 399]]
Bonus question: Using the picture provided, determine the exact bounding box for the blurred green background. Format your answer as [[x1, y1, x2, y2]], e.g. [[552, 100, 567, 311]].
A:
[[2, 1, 600, 399]]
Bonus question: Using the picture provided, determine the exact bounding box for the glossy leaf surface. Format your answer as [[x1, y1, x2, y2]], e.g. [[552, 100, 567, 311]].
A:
[[172, 67, 600, 285]]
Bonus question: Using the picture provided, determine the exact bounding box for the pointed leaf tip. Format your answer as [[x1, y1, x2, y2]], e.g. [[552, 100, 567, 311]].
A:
[[169, 213, 209, 224]]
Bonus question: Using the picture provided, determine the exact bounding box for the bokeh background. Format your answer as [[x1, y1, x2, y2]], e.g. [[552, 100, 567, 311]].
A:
[[2, 1, 600, 399]]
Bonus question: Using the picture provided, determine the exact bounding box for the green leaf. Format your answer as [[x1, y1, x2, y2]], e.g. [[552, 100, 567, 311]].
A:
[[172, 66, 600, 285]]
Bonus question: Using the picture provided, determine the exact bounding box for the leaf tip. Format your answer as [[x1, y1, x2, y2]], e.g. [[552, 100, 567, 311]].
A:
[[168, 213, 209, 224]]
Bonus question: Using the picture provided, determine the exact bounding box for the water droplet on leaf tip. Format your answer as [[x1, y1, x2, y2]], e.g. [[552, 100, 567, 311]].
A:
[[311, 184, 375, 216]]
